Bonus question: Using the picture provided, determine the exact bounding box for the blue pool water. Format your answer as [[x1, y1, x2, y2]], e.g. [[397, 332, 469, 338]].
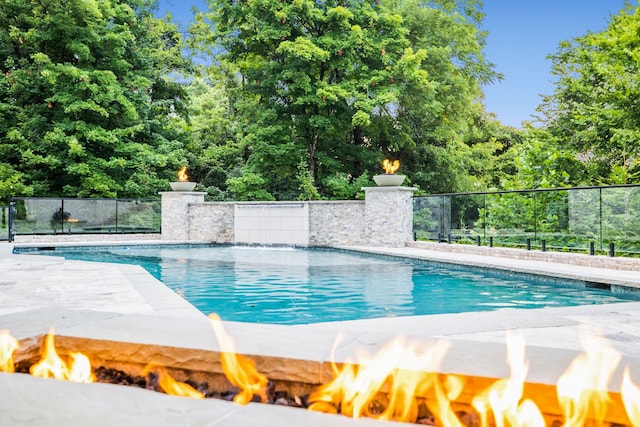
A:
[[18, 245, 639, 324]]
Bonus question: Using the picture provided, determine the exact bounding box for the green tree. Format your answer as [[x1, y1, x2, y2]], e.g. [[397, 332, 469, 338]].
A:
[[0, 0, 190, 199], [379, 0, 500, 194], [196, 0, 412, 199], [542, 3, 640, 185], [182, 76, 245, 200], [461, 112, 524, 191], [500, 126, 586, 191], [192, 0, 499, 199]]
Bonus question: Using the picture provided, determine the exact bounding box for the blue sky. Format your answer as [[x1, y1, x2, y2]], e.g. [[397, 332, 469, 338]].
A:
[[157, 0, 630, 128], [481, 1, 628, 128]]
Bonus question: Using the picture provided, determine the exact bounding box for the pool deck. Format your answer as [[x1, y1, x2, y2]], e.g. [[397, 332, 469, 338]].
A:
[[2, 240, 640, 426]]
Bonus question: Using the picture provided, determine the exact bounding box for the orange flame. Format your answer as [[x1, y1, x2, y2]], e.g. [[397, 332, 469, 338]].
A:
[[177, 166, 189, 182], [209, 313, 268, 405], [308, 330, 636, 426], [382, 159, 400, 174], [556, 329, 621, 426], [622, 367, 640, 425], [1, 324, 640, 426], [309, 336, 459, 423], [0, 329, 18, 373], [29, 329, 95, 383], [143, 365, 204, 399], [472, 332, 545, 427]]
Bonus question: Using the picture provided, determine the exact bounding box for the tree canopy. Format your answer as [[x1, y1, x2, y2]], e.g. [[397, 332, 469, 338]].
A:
[[542, 3, 640, 185], [5, 0, 640, 203], [0, 0, 191, 198], [189, 0, 501, 200]]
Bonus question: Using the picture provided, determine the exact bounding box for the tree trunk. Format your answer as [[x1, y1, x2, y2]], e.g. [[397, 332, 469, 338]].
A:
[[308, 133, 319, 180], [353, 125, 363, 145]]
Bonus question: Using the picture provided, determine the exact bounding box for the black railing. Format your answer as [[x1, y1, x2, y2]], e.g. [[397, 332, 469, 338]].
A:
[[414, 184, 640, 255], [9, 197, 161, 237]]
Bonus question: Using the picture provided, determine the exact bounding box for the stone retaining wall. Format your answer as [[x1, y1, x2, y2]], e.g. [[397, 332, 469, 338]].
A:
[[188, 203, 234, 242], [161, 186, 416, 247], [308, 201, 365, 246], [160, 192, 204, 241]]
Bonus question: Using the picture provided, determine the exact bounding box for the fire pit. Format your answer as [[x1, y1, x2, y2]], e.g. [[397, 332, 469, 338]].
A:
[[373, 159, 406, 186], [170, 166, 197, 191], [3, 312, 640, 426]]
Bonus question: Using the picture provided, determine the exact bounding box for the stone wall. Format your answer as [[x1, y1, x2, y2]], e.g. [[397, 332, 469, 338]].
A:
[[363, 186, 417, 247], [160, 191, 205, 241], [161, 186, 417, 247], [308, 201, 365, 246], [188, 203, 234, 242]]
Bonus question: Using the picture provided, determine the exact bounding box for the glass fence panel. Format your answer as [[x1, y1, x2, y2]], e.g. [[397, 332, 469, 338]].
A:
[[483, 191, 536, 248], [413, 196, 449, 241], [13, 198, 64, 234], [116, 199, 161, 233], [62, 199, 117, 233], [449, 194, 484, 243], [534, 190, 572, 250], [414, 186, 640, 254], [567, 188, 601, 251], [10, 197, 161, 235], [0, 205, 8, 241], [602, 186, 640, 253]]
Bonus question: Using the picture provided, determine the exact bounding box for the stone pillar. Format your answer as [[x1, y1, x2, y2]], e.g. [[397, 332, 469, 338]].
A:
[[159, 191, 206, 241], [363, 186, 417, 247]]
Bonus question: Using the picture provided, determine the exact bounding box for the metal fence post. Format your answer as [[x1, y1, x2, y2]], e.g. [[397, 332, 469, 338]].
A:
[[8, 200, 16, 242], [483, 193, 487, 242], [599, 187, 603, 252], [533, 191, 538, 244], [115, 198, 119, 233]]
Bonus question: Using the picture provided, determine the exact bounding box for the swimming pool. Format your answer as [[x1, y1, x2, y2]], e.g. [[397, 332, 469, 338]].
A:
[[17, 244, 639, 324]]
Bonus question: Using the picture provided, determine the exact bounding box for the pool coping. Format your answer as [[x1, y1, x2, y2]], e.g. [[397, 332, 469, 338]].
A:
[[341, 245, 640, 291], [2, 240, 640, 426]]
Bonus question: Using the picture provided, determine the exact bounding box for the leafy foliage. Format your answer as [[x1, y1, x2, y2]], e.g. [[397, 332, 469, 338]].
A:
[[498, 126, 586, 190], [542, 4, 640, 185], [8, 0, 640, 208], [381, 0, 502, 193], [0, 0, 191, 199], [191, 0, 501, 199]]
